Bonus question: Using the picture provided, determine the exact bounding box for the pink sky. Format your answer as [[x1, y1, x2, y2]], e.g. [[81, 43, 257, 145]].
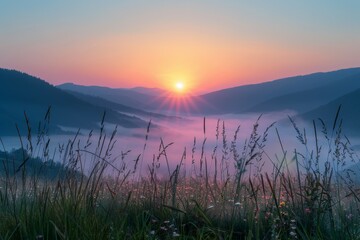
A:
[[1, 1, 360, 94]]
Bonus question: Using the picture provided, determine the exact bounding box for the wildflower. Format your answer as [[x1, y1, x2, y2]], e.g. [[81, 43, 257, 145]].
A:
[[279, 201, 286, 207], [289, 219, 297, 238], [281, 210, 288, 216]]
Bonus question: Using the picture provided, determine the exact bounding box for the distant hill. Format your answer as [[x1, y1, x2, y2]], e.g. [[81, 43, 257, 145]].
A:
[[246, 72, 360, 113], [197, 68, 360, 114], [58, 68, 360, 115], [57, 83, 154, 110], [130, 87, 169, 96], [299, 88, 360, 135], [0, 69, 147, 136], [57, 82, 203, 114], [63, 89, 179, 120]]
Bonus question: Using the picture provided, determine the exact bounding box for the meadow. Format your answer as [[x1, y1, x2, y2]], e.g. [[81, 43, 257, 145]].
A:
[[1, 110, 360, 240]]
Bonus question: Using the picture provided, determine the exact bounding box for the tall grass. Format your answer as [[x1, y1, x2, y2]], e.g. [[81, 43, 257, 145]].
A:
[[1, 108, 360, 239]]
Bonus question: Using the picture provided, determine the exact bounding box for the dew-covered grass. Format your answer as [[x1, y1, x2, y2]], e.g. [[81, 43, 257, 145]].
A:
[[1, 109, 360, 239]]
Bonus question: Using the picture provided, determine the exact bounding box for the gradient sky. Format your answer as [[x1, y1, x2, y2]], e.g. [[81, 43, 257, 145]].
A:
[[1, 1, 360, 94]]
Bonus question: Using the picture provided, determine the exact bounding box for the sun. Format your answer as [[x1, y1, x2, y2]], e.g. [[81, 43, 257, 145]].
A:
[[175, 82, 185, 92]]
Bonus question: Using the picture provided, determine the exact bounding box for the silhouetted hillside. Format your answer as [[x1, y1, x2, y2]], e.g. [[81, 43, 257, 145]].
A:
[[57, 68, 360, 115], [0, 148, 83, 180], [198, 68, 360, 114], [247, 72, 360, 113], [130, 87, 168, 96], [57, 83, 154, 110], [0, 69, 147, 136], [57, 82, 203, 114], [63, 90, 179, 120], [300, 88, 360, 135]]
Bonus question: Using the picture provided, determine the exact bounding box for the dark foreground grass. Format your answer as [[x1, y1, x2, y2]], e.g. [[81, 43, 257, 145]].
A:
[[1, 111, 360, 239]]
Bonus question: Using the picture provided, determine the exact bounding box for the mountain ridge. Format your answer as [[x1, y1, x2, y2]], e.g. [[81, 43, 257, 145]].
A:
[[299, 88, 360, 135], [197, 67, 360, 114], [245, 71, 360, 113], [0, 68, 147, 136], [57, 67, 360, 115]]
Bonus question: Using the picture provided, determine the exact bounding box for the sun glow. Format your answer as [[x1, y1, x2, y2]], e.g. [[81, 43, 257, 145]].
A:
[[175, 82, 184, 91], [153, 74, 200, 114], [161, 72, 194, 94]]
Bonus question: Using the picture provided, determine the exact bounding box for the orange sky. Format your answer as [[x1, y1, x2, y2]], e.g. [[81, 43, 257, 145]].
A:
[[1, 1, 360, 94]]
